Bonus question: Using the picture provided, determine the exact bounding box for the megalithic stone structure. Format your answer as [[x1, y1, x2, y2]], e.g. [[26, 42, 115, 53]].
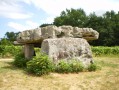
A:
[[14, 25, 99, 66]]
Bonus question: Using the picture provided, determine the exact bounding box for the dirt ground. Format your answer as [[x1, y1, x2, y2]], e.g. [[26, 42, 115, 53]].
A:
[[0, 56, 119, 90]]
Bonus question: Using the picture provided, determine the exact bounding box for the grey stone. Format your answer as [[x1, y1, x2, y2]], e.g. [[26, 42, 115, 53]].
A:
[[17, 28, 42, 43], [24, 44, 34, 59], [16, 25, 99, 44], [41, 38, 92, 66], [41, 25, 58, 39], [72, 27, 99, 40]]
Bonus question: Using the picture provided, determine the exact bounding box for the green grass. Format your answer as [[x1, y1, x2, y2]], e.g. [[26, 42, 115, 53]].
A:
[[1, 46, 119, 58], [0, 55, 119, 90], [92, 46, 119, 56], [97, 60, 118, 68]]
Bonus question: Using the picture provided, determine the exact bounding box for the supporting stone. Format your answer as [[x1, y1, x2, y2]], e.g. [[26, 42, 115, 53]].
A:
[[24, 44, 34, 59], [41, 38, 93, 66]]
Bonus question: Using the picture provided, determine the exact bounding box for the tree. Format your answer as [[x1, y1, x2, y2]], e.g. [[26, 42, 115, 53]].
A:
[[0, 31, 20, 45], [86, 11, 119, 46], [112, 11, 119, 45], [0, 38, 12, 45], [53, 8, 88, 27], [5, 32, 20, 42], [40, 23, 53, 27], [85, 12, 107, 46], [53, 9, 119, 46]]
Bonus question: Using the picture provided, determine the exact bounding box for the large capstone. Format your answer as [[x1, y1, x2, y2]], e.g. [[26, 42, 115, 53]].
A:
[[41, 38, 93, 66], [16, 25, 99, 44]]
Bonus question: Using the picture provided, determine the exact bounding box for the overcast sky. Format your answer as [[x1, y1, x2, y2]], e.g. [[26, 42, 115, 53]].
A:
[[0, 0, 119, 38]]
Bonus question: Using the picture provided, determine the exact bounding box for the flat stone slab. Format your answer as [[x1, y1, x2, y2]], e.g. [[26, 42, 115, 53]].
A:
[[16, 25, 99, 44]]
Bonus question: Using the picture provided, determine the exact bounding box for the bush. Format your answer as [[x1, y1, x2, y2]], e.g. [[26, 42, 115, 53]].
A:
[[55, 60, 71, 73], [70, 60, 84, 73], [92, 46, 119, 56], [26, 54, 54, 76], [55, 60, 84, 73], [14, 52, 29, 68], [0, 45, 5, 57], [88, 63, 101, 71], [3, 45, 16, 57], [0, 45, 22, 58]]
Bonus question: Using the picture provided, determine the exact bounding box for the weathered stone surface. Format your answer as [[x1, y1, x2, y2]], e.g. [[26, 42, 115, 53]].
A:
[[41, 38, 93, 66], [73, 27, 99, 40], [41, 25, 58, 38], [13, 41, 24, 45], [17, 28, 42, 43], [24, 44, 34, 59], [16, 25, 99, 43]]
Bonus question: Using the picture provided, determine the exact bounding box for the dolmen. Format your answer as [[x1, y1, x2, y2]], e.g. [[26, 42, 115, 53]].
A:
[[14, 25, 99, 66]]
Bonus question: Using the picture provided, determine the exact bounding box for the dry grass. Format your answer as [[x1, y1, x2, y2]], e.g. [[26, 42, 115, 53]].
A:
[[0, 56, 119, 90]]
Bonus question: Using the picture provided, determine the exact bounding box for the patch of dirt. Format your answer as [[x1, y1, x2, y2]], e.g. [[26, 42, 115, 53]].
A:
[[0, 58, 13, 61]]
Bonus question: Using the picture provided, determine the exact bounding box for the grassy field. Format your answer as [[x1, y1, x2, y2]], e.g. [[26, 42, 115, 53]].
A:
[[0, 56, 119, 90]]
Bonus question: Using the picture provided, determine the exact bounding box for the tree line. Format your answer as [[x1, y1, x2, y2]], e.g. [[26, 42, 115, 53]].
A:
[[1, 8, 119, 46], [41, 8, 119, 46], [0, 32, 19, 45]]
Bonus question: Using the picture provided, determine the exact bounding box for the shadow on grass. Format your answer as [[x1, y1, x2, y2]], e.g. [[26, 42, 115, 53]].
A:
[[0, 61, 26, 72], [0, 60, 44, 77]]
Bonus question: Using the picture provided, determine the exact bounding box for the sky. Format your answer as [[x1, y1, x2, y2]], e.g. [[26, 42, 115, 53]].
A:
[[0, 0, 119, 38]]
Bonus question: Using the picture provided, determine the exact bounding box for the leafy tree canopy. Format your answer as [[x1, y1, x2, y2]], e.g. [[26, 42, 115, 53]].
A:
[[53, 8, 87, 27], [53, 8, 119, 46], [0, 32, 20, 45]]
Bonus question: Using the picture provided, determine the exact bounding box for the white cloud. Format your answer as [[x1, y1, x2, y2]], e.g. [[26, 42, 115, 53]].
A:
[[1, 12, 32, 19], [8, 21, 39, 31], [40, 16, 55, 24], [0, 0, 33, 19], [19, 0, 31, 5], [26, 21, 39, 27], [25, 0, 119, 16], [19, 0, 119, 24], [1, 0, 119, 22]]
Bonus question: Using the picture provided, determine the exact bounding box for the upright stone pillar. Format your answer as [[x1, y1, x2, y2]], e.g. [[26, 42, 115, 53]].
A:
[[24, 44, 34, 59]]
